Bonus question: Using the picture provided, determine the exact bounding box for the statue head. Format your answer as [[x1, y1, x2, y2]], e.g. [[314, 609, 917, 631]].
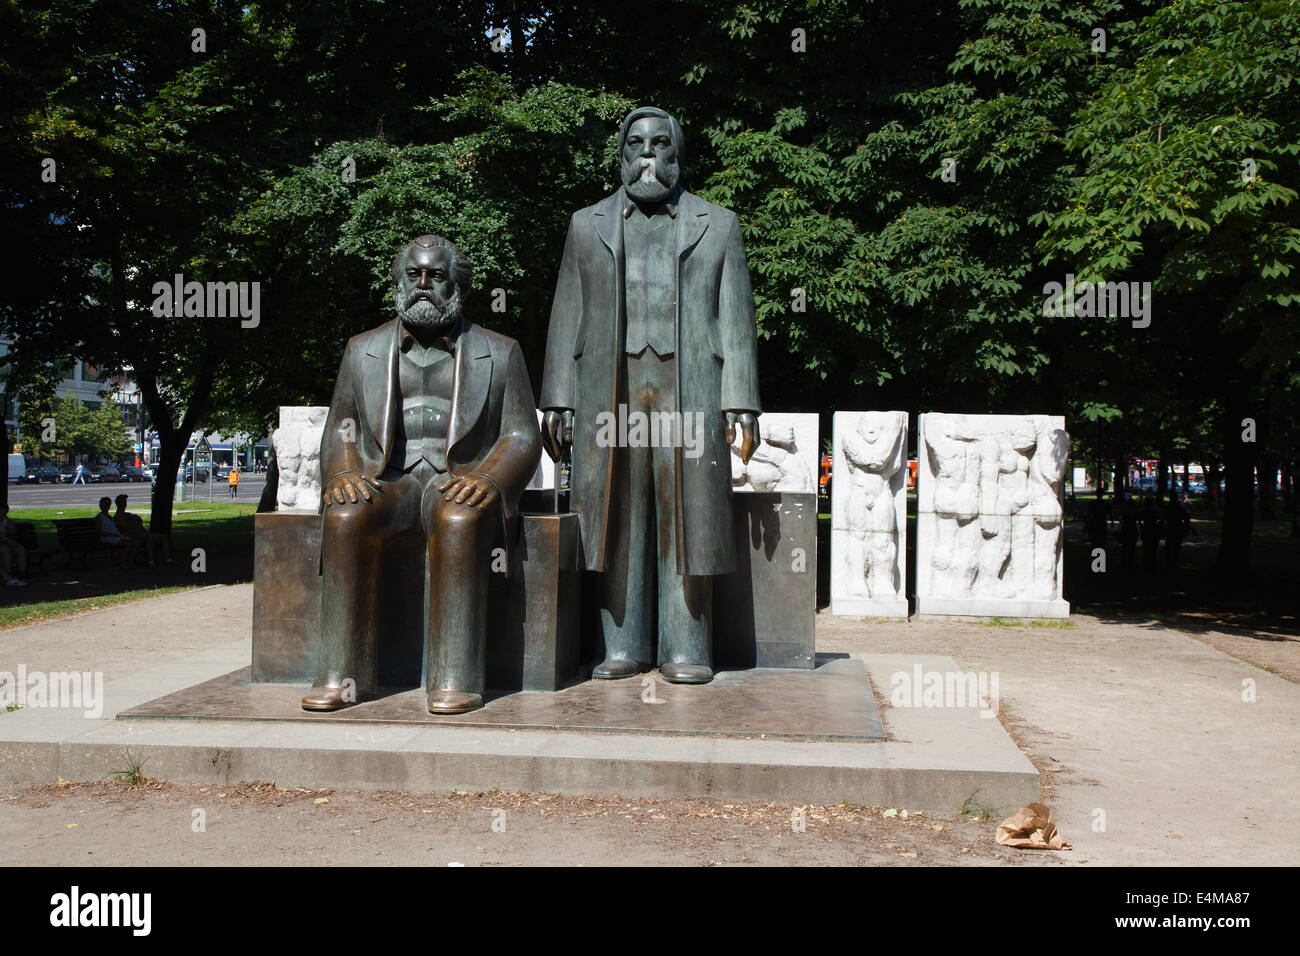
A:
[[619, 106, 684, 203], [857, 411, 898, 446], [391, 235, 472, 333]]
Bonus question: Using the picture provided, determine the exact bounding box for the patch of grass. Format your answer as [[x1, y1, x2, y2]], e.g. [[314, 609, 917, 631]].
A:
[[975, 616, 1075, 629], [960, 790, 998, 822], [10, 501, 257, 561], [1145, 611, 1182, 626], [0, 586, 194, 629], [110, 750, 149, 786]]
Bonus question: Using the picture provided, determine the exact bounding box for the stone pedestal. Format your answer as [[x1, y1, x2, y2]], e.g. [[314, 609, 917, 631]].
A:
[[830, 411, 909, 618], [251, 512, 582, 691], [916, 413, 1070, 619], [714, 493, 817, 669], [251, 513, 324, 683], [485, 513, 582, 692]]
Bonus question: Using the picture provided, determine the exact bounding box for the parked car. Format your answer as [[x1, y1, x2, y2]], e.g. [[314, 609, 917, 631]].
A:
[[93, 464, 121, 483], [60, 466, 76, 483], [120, 466, 145, 482], [24, 464, 61, 484], [8, 453, 26, 483]]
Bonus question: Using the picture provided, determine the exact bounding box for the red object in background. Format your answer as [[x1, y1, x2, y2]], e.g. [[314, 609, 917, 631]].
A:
[[907, 459, 918, 489], [820, 453, 831, 487]]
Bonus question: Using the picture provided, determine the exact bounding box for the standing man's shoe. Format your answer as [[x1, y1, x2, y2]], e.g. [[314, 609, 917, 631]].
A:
[[427, 691, 483, 714], [592, 659, 643, 680], [660, 662, 713, 684]]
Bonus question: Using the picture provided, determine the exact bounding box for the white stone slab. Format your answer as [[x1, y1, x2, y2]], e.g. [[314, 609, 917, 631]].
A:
[[730, 412, 818, 494], [831, 411, 909, 618], [273, 406, 328, 512], [916, 413, 1070, 618]]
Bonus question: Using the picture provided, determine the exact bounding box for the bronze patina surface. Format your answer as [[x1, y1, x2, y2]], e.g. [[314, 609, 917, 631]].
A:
[[306, 236, 541, 715], [539, 106, 763, 685], [121, 657, 884, 741]]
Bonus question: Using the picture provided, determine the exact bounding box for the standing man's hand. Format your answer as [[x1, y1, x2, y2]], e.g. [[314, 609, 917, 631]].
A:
[[726, 411, 760, 465], [541, 409, 574, 462]]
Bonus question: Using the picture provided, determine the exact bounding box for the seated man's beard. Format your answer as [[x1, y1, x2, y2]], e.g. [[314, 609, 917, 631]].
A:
[[396, 287, 462, 331], [622, 155, 679, 203]]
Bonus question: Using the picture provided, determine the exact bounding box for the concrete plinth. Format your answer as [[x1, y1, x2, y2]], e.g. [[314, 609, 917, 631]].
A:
[[0, 626, 1041, 814]]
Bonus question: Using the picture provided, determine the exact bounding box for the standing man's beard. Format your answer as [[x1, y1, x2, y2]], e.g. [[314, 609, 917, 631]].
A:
[[622, 155, 679, 203], [396, 287, 462, 332]]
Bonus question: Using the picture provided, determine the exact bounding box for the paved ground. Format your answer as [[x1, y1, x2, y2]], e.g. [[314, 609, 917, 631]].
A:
[[2, 570, 1296, 866]]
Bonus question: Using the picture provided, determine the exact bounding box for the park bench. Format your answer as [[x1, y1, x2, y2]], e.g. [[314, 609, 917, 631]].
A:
[[13, 522, 58, 574], [52, 518, 131, 568]]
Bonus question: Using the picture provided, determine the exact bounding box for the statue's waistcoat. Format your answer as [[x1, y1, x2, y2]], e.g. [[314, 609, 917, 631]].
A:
[[394, 340, 454, 473], [624, 208, 677, 357]]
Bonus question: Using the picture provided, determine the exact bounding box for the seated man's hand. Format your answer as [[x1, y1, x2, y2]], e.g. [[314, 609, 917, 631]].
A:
[[437, 474, 499, 511], [323, 472, 383, 507]]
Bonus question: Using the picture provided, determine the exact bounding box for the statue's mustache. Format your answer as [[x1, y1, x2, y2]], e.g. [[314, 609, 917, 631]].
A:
[[626, 157, 675, 185], [405, 290, 442, 309]]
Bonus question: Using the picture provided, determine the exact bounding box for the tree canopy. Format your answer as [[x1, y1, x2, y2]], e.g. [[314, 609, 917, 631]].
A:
[[2, 0, 1295, 565]]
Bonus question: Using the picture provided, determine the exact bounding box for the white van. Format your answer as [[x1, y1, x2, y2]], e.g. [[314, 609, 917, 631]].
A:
[[8, 453, 26, 483]]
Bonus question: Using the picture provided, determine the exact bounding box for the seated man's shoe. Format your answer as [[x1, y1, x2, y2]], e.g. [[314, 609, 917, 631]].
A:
[[427, 691, 483, 715], [661, 662, 714, 684], [592, 658, 642, 680], [301, 686, 358, 711]]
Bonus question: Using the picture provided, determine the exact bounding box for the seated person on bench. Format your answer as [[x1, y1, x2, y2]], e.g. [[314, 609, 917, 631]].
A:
[[113, 494, 172, 567], [95, 497, 138, 569], [0, 505, 28, 587]]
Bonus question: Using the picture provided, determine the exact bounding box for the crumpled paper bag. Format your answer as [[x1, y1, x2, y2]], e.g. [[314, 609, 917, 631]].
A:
[[996, 802, 1071, 850]]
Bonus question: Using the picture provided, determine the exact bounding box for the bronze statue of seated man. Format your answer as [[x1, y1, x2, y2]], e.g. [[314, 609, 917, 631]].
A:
[[302, 235, 541, 715]]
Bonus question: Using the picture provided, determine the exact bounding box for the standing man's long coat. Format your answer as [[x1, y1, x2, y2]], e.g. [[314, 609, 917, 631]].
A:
[[540, 187, 761, 575]]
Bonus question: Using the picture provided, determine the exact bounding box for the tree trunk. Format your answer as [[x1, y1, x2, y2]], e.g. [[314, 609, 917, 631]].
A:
[[1215, 399, 1257, 582], [1258, 452, 1277, 520], [1284, 463, 1294, 538], [1206, 459, 1222, 512], [135, 344, 217, 538], [149, 433, 188, 536]]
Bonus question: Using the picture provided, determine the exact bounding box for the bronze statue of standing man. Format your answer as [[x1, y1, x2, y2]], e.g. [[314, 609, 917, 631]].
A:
[[540, 107, 761, 684]]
